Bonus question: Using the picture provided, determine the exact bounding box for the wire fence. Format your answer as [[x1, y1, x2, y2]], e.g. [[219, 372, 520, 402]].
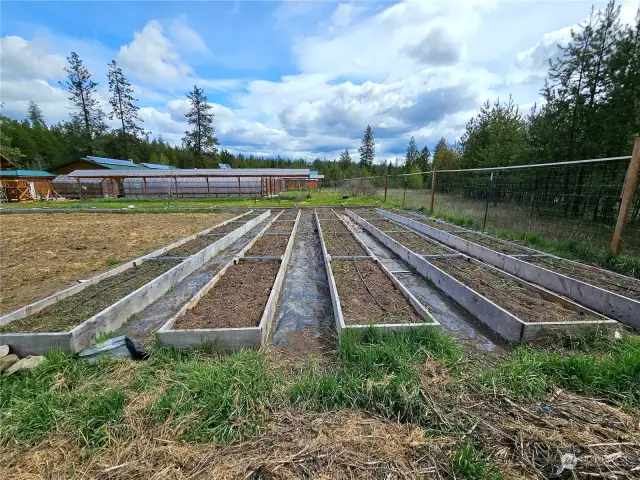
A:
[[324, 154, 640, 255]]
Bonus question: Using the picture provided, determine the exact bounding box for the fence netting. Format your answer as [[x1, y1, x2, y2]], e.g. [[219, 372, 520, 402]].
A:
[[325, 157, 639, 255]]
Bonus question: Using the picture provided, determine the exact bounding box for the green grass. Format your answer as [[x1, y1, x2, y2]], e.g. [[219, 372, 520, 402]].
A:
[[483, 332, 640, 407], [0, 190, 381, 211], [105, 257, 122, 267], [0, 327, 637, 478]]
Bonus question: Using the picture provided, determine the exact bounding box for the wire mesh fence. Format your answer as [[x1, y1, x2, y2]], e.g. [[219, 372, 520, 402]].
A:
[[325, 155, 640, 255]]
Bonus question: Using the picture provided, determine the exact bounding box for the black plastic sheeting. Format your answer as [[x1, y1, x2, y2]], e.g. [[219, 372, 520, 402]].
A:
[[271, 213, 334, 346]]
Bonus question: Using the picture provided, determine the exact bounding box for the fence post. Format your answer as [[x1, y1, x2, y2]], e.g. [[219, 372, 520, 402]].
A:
[[384, 173, 388, 202], [402, 176, 407, 207], [429, 170, 436, 214], [611, 138, 640, 254]]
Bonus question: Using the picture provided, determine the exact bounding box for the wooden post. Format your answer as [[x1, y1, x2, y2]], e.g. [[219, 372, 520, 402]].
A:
[[384, 173, 388, 202], [143, 178, 148, 198], [238, 176, 241, 197], [611, 138, 640, 255], [430, 170, 436, 214], [76, 178, 82, 201], [205, 176, 210, 197], [174, 176, 179, 198]]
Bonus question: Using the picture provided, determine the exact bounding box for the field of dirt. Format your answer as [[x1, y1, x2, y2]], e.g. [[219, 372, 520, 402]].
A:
[[175, 260, 280, 329], [0, 212, 235, 314], [429, 257, 602, 323], [0, 260, 179, 332], [526, 256, 640, 300], [366, 218, 411, 232], [269, 221, 296, 233], [319, 219, 349, 234], [331, 260, 422, 325]]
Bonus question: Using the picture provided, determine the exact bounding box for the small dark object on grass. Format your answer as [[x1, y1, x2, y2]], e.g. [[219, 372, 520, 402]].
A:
[[342, 195, 350, 199]]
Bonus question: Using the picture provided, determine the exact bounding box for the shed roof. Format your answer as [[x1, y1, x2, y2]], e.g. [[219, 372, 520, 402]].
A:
[[0, 169, 56, 178], [67, 168, 312, 178], [141, 163, 175, 170]]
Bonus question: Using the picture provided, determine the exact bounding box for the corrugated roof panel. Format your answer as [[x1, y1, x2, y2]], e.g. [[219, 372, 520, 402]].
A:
[[84, 156, 137, 167], [141, 163, 175, 170], [68, 168, 312, 178], [0, 169, 56, 178]]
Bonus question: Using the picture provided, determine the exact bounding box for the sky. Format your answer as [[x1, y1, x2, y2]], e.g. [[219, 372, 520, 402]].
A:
[[1, 0, 637, 163]]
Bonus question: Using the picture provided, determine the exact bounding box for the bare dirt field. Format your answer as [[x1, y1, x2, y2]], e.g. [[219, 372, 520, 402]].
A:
[[0, 212, 235, 314]]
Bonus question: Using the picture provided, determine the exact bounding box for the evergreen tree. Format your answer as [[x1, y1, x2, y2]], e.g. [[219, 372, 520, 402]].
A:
[[107, 60, 143, 159], [418, 146, 431, 171], [27, 101, 45, 128], [405, 136, 419, 169], [59, 52, 106, 154], [182, 85, 219, 167], [338, 148, 352, 169], [358, 125, 375, 168]]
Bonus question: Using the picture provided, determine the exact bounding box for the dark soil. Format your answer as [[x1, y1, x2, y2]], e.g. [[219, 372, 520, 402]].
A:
[[278, 210, 299, 220], [386, 231, 449, 254], [324, 234, 367, 256], [525, 257, 640, 301], [269, 221, 296, 234], [0, 261, 179, 333], [367, 219, 411, 232], [247, 236, 290, 256], [429, 257, 603, 323], [174, 260, 280, 329], [331, 260, 422, 325], [319, 220, 349, 234], [167, 236, 214, 256], [212, 221, 248, 234], [455, 231, 528, 254]]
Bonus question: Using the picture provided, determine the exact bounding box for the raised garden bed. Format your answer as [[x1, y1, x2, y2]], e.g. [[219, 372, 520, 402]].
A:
[[167, 236, 215, 256], [386, 231, 449, 255], [212, 221, 249, 234], [319, 220, 350, 234], [323, 234, 368, 256], [269, 221, 296, 233], [0, 260, 179, 333], [246, 235, 290, 256], [454, 231, 529, 254], [523, 256, 640, 301], [278, 210, 299, 220], [366, 218, 411, 232], [331, 260, 422, 325], [173, 260, 281, 329], [428, 257, 603, 324]]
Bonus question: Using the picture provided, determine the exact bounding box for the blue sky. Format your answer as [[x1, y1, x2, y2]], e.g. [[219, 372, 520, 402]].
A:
[[1, 0, 637, 162]]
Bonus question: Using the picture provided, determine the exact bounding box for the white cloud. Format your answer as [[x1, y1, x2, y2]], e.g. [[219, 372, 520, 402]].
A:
[[169, 15, 210, 54], [116, 20, 192, 86], [331, 3, 355, 28], [0, 36, 66, 81]]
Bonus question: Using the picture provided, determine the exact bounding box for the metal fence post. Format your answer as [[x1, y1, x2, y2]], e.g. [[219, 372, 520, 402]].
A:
[[429, 170, 436, 214], [611, 138, 640, 254], [482, 172, 494, 232]]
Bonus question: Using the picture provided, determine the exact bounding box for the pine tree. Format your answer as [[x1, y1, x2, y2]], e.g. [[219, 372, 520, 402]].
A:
[[27, 101, 45, 128], [358, 125, 375, 168], [182, 85, 219, 167], [405, 136, 419, 169], [418, 146, 431, 171], [338, 148, 351, 169], [59, 52, 106, 154], [107, 60, 143, 159]]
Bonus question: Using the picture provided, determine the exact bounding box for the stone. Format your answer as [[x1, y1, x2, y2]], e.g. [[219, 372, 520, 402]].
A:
[[0, 345, 9, 358], [5, 355, 44, 375], [0, 354, 19, 372]]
